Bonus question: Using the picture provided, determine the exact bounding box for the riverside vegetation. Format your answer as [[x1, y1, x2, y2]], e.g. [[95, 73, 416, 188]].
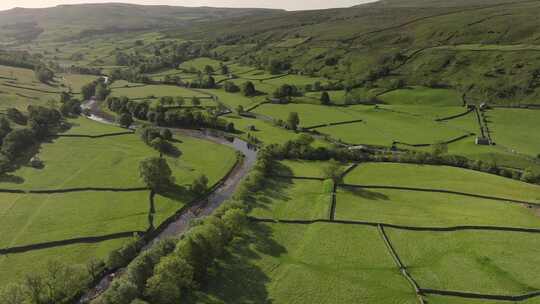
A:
[[0, 0, 539, 303]]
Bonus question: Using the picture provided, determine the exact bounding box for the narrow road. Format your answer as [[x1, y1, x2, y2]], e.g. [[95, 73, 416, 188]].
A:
[[78, 98, 257, 303]]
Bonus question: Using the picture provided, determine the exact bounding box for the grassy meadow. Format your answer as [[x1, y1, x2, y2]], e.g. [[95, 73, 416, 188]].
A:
[[0, 118, 237, 284], [195, 222, 418, 304]]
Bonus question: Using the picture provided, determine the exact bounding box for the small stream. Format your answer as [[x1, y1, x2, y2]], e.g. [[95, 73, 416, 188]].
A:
[[78, 99, 257, 303]]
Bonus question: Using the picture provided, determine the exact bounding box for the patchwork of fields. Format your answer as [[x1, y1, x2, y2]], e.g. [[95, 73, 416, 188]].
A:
[[0, 54, 539, 303], [194, 160, 540, 303], [0, 116, 237, 284]]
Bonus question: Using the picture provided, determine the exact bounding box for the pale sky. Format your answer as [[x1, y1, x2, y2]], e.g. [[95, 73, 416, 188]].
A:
[[0, 0, 377, 12]]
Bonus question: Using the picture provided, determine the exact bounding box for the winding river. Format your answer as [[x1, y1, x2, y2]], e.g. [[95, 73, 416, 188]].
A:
[[78, 98, 257, 303]]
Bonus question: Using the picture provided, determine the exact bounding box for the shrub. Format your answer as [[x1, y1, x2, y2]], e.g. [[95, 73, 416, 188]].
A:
[[139, 157, 174, 191], [6, 108, 27, 125], [1, 129, 35, 159]]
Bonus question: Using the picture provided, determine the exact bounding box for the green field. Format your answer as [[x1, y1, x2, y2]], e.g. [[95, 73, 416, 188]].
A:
[[315, 106, 468, 146], [110, 84, 208, 99], [344, 163, 540, 203], [335, 187, 539, 227], [0, 118, 237, 284], [378, 86, 462, 106], [196, 222, 418, 304], [387, 229, 540, 295], [489, 108, 540, 158], [0, 65, 63, 110], [248, 179, 330, 220]]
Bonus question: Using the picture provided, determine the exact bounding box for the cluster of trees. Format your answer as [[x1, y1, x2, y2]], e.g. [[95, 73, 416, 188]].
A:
[[272, 84, 302, 101], [273, 112, 300, 131], [260, 134, 540, 185], [0, 260, 90, 304], [94, 200, 247, 304], [67, 65, 102, 76], [224, 81, 240, 93], [242, 81, 257, 97], [137, 126, 179, 157], [139, 156, 174, 192], [59, 93, 82, 117], [0, 50, 38, 69], [81, 79, 110, 101], [0, 105, 71, 175], [187, 74, 216, 89], [34, 64, 54, 83], [107, 96, 234, 133], [267, 59, 291, 75]]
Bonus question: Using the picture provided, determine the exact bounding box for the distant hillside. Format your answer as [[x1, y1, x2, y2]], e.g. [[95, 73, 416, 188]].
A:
[[169, 0, 540, 104], [0, 3, 282, 43]]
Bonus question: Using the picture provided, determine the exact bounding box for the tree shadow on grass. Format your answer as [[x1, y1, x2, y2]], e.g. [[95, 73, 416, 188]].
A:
[[159, 183, 192, 203], [187, 222, 286, 304], [341, 186, 390, 201], [246, 177, 294, 214], [0, 174, 25, 184]]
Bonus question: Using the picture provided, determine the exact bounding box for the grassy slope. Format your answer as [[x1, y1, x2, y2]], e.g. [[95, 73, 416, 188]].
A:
[[0, 118, 237, 285], [489, 108, 540, 158], [248, 178, 330, 220], [387, 229, 540, 295], [344, 162, 540, 203], [335, 187, 539, 228], [196, 223, 417, 304]]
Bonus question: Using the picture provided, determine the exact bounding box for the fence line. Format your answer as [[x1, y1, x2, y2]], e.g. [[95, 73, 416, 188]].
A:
[[54, 131, 135, 139], [303, 119, 364, 130], [248, 217, 540, 234], [339, 184, 540, 206], [0, 231, 143, 255], [378, 224, 426, 304], [421, 288, 540, 301]]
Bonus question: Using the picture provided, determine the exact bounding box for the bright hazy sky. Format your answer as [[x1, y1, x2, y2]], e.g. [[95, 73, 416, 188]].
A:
[[0, 0, 377, 12]]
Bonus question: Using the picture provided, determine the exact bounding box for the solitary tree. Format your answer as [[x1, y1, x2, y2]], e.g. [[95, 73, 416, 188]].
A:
[[287, 112, 300, 131], [118, 113, 134, 128], [242, 81, 256, 97], [192, 97, 201, 107], [204, 65, 214, 75], [321, 91, 331, 105], [432, 141, 448, 157], [191, 174, 209, 196], [175, 96, 185, 107], [139, 157, 174, 191]]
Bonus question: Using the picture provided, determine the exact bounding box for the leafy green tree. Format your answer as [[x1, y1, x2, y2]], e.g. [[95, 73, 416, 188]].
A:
[[145, 255, 194, 304], [242, 81, 256, 96], [322, 160, 344, 182], [95, 82, 111, 101], [204, 65, 215, 75], [81, 82, 97, 100], [0, 284, 26, 304], [118, 113, 134, 128], [235, 105, 244, 114], [175, 96, 185, 107], [87, 258, 105, 282], [224, 81, 240, 93], [101, 279, 138, 304], [1, 129, 35, 159], [221, 208, 247, 236], [191, 174, 209, 195], [0, 117, 12, 144], [192, 96, 201, 106], [432, 141, 448, 157], [6, 108, 27, 125], [160, 128, 173, 141], [221, 64, 229, 75], [287, 112, 300, 131], [34, 65, 54, 83], [139, 157, 174, 191], [321, 91, 331, 105]]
